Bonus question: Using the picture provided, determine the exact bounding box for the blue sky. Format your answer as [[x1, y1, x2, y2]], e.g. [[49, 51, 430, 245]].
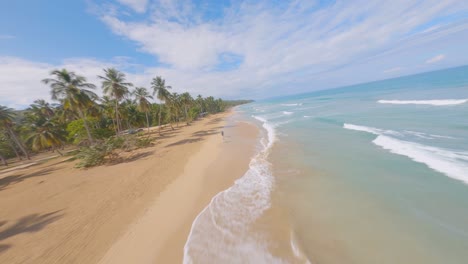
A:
[[1, 0, 468, 108]]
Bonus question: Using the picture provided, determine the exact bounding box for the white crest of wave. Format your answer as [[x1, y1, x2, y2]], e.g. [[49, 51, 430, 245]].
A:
[[184, 116, 307, 263], [373, 136, 468, 184], [344, 123, 468, 184], [281, 103, 302, 106], [343, 123, 401, 136], [283, 111, 294, 115], [378, 99, 468, 106]]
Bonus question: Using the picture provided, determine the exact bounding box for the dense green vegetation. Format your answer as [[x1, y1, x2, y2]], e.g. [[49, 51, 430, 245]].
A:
[[0, 68, 252, 166]]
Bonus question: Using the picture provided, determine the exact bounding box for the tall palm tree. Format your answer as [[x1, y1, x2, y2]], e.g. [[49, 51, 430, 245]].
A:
[[42, 69, 97, 144], [180, 92, 193, 125], [133, 87, 153, 133], [151, 76, 171, 133], [0, 105, 30, 159], [98, 68, 133, 134]]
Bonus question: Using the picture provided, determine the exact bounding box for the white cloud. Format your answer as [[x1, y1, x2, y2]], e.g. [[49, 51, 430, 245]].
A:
[[100, 0, 467, 74], [116, 0, 148, 13], [426, 54, 446, 64]]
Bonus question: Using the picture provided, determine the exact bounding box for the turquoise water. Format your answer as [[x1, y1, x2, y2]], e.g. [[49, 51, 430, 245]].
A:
[[238, 65, 468, 263]]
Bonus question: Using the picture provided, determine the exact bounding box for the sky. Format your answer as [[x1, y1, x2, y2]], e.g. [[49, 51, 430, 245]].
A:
[[1, 0, 468, 109]]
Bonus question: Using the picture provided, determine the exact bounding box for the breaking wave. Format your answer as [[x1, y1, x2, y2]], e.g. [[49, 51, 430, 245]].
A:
[[377, 99, 468, 106]]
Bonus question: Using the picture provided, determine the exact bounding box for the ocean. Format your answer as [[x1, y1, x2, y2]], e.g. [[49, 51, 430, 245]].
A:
[[184, 65, 468, 263]]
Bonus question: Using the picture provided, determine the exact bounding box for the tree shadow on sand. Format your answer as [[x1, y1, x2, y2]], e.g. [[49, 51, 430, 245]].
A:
[[0, 210, 63, 254], [191, 129, 221, 137], [0, 244, 11, 254], [165, 137, 204, 148], [206, 118, 222, 125], [0, 167, 61, 191], [107, 151, 155, 165]]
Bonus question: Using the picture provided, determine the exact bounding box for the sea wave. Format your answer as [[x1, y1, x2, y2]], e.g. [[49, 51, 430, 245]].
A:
[[283, 111, 294, 115], [377, 99, 468, 106], [344, 123, 468, 184], [184, 116, 306, 263], [343, 123, 401, 136]]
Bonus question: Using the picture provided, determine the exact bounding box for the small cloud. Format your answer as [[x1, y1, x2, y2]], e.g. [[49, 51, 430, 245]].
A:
[[426, 54, 445, 64], [383, 67, 402, 74], [0, 35, 15, 40]]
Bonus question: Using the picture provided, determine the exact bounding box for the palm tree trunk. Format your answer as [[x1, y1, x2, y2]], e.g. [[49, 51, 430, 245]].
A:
[[184, 105, 189, 125], [115, 101, 121, 134], [7, 126, 30, 160], [78, 109, 94, 144], [7, 139, 21, 161], [111, 118, 118, 135], [158, 105, 163, 134], [0, 154, 7, 166], [145, 111, 150, 134]]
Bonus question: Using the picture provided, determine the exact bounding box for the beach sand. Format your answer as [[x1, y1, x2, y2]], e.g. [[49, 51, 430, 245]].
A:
[[0, 111, 258, 264]]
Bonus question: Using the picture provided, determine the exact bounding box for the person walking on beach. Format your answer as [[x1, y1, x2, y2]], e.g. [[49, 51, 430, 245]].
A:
[[221, 130, 224, 138]]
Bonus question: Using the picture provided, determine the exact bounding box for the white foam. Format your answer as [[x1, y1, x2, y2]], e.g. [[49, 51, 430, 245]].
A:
[[404, 130, 455, 140], [378, 99, 468, 106], [343, 123, 401, 136], [184, 116, 297, 263], [344, 123, 468, 184], [281, 103, 302, 106], [373, 135, 468, 184], [283, 111, 294, 115]]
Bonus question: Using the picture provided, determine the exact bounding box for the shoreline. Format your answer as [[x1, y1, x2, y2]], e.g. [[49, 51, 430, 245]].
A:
[[0, 111, 259, 263]]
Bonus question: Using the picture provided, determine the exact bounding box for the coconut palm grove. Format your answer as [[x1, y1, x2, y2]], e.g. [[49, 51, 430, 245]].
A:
[[0, 68, 251, 167]]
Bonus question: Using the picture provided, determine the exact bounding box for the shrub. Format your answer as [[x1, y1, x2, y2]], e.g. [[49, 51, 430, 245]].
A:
[[93, 128, 115, 139], [136, 137, 153, 148], [75, 146, 106, 168], [74, 135, 154, 168]]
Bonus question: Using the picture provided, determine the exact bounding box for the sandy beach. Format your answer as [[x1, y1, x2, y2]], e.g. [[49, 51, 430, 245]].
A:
[[0, 111, 258, 263]]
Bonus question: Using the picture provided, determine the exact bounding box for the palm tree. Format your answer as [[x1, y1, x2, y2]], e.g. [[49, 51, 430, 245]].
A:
[[42, 69, 97, 144], [180, 92, 193, 125], [0, 131, 11, 165], [98, 68, 133, 134], [31, 99, 54, 119], [0, 105, 30, 159], [133, 87, 153, 133], [151, 76, 171, 133], [166, 92, 180, 128], [196, 94, 204, 114], [100, 96, 118, 133], [26, 120, 65, 155]]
